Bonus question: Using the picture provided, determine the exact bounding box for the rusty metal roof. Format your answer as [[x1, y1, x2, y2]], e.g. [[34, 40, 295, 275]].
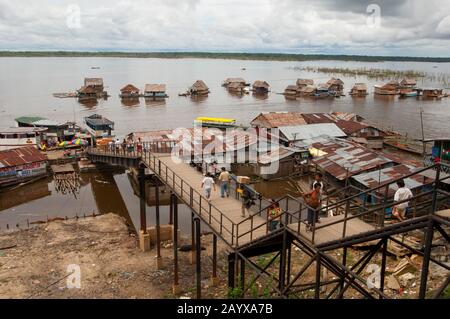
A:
[[311, 138, 394, 180], [0, 146, 47, 168], [351, 164, 442, 196], [251, 112, 307, 128], [301, 113, 335, 124], [335, 120, 371, 135]]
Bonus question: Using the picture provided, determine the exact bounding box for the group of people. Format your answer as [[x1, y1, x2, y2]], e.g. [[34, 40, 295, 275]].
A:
[[200, 166, 414, 234], [108, 136, 143, 153], [201, 167, 232, 200]]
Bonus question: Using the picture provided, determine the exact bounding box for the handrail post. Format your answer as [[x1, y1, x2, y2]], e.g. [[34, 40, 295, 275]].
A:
[[431, 164, 441, 214], [342, 198, 350, 239]]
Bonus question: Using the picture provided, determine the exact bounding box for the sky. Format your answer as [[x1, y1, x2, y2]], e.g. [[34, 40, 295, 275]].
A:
[[0, 0, 449, 57]]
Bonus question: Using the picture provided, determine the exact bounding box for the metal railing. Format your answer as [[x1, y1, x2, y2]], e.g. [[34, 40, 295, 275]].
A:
[[86, 144, 450, 247]]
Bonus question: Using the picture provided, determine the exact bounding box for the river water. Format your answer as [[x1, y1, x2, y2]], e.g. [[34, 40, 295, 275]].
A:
[[1, 57, 449, 231]]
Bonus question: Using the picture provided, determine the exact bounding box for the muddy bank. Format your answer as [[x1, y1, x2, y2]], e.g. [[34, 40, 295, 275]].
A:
[[0, 213, 230, 299]]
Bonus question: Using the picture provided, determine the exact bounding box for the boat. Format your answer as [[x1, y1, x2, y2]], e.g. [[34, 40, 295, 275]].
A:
[[194, 117, 237, 129], [0, 127, 48, 151], [84, 114, 115, 139], [399, 91, 418, 98]]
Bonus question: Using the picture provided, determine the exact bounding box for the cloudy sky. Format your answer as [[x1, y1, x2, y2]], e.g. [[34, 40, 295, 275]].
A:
[[0, 0, 449, 56]]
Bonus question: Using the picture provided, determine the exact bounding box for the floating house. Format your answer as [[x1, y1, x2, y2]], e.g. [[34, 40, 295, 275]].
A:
[[144, 84, 168, 98], [84, 114, 115, 139], [0, 127, 48, 151], [296, 79, 314, 89], [298, 85, 317, 97], [119, 84, 140, 98], [421, 88, 445, 99], [335, 120, 386, 149], [190, 80, 210, 96], [250, 112, 307, 129], [222, 78, 247, 87], [327, 78, 344, 95], [15, 117, 78, 141], [374, 81, 399, 95], [0, 146, 48, 187], [315, 83, 332, 97], [284, 85, 299, 98], [252, 81, 270, 94], [351, 164, 439, 201], [400, 78, 417, 89], [278, 123, 346, 144], [423, 138, 450, 173], [349, 83, 368, 97], [228, 82, 248, 94], [310, 138, 395, 183], [78, 78, 107, 99]]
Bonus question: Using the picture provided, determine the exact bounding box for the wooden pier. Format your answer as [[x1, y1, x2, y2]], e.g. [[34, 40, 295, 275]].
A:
[[86, 144, 450, 299]]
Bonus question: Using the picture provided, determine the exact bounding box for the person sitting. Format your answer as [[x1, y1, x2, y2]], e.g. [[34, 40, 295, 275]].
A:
[[267, 199, 282, 232]]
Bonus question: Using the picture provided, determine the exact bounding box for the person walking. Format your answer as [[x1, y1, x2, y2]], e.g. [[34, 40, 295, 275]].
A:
[[218, 167, 231, 198], [393, 179, 413, 221], [201, 173, 216, 201], [303, 183, 322, 231], [241, 187, 255, 217], [115, 139, 121, 153], [267, 199, 282, 232]]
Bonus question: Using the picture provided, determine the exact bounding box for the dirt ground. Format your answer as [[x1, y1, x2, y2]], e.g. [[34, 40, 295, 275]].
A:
[[0, 213, 448, 299], [0, 214, 230, 299]]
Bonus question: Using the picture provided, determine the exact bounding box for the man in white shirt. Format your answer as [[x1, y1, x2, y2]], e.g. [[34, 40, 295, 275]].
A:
[[393, 179, 413, 221], [201, 173, 216, 201]]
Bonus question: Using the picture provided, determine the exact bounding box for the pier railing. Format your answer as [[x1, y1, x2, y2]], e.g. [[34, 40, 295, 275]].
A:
[[87, 144, 450, 248]]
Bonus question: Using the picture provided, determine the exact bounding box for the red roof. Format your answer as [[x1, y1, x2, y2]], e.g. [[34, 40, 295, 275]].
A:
[[0, 147, 47, 168], [301, 113, 335, 124]]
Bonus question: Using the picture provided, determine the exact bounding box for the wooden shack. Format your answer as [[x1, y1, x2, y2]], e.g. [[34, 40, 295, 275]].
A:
[[349, 83, 368, 97], [284, 85, 299, 98], [252, 81, 270, 94], [120, 84, 140, 98], [400, 78, 417, 88], [421, 88, 445, 99], [78, 77, 107, 99], [228, 81, 247, 94], [190, 80, 210, 96], [374, 81, 399, 95], [298, 85, 317, 97], [296, 79, 314, 88], [144, 84, 168, 98], [222, 77, 247, 87], [0, 146, 48, 187], [327, 78, 344, 95]]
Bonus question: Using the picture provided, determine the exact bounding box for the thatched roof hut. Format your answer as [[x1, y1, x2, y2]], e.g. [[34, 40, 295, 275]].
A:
[[252, 80, 270, 93], [349, 83, 368, 96], [296, 79, 314, 87], [190, 80, 210, 95]]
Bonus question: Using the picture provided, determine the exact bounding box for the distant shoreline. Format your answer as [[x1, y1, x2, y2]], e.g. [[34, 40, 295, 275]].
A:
[[0, 51, 449, 63]]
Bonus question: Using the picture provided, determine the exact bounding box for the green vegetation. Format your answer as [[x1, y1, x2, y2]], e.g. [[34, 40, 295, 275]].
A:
[[1, 51, 450, 63], [297, 66, 427, 79]]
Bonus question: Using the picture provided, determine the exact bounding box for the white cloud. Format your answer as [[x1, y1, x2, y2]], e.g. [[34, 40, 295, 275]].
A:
[[0, 0, 448, 56]]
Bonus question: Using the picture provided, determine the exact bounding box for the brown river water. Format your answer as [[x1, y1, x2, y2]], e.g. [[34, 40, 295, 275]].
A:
[[0, 57, 449, 231]]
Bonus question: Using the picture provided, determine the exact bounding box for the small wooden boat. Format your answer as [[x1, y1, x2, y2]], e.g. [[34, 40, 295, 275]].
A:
[[400, 91, 418, 98]]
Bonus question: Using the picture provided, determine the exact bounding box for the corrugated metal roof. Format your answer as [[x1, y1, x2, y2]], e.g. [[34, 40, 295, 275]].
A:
[[0, 127, 47, 134], [85, 114, 114, 126], [15, 116, 46, 125], [311, 138, 394, 180], [32, 119, 63, 127], [279, 123, 346, 141], [250, 112, 307, 128], [0, 146, 47, 168], [351, 164, 443, 196], [301, 113, 335, 124]]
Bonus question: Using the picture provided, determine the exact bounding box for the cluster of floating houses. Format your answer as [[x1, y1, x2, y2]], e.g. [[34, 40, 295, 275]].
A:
[[284, 77, 447, 99], [58, 76, 447, 104]]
